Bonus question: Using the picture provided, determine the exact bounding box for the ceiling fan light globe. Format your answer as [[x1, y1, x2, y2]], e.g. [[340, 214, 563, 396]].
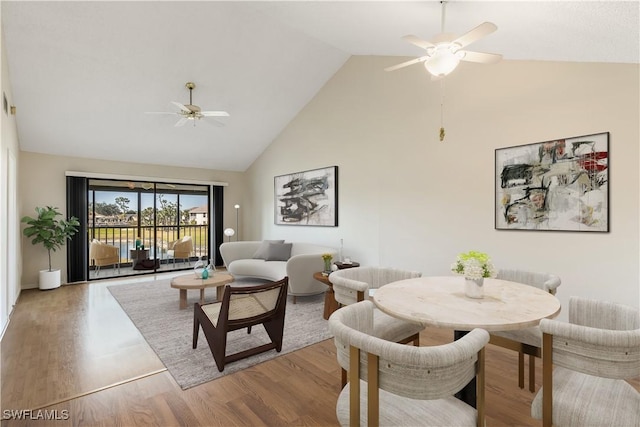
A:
[[424, 49, 460, 77]]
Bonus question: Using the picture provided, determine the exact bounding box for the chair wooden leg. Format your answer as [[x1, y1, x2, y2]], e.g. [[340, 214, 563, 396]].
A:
[[542, 333, 553, 427], [529, 354, 536, 392], [367, 353, 379, 427], [349, 346, 360, 427], [476, 347, 486, 427], [192, 307, 200, 348], [398, 333, 420, 346], [518, 351, 525, 389]]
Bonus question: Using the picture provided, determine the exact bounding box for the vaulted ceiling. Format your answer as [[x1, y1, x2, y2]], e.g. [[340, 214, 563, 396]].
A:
[[2, 1, 638, 171]]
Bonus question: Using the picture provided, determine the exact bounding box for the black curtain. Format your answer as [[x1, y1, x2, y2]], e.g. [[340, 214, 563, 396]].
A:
[[66, 176, 88, 283], [212, 186, 224, 266]]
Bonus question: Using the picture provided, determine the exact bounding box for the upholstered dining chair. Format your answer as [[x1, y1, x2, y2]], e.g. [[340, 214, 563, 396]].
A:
[[167, 235, 193, 266], [489, 269, 561, 392], [329, 267, 426, 386], [329, 300, 490, 427], [89, 239, 120, 276], [193, 277, 288, 372], [531, 296, 640, 427]]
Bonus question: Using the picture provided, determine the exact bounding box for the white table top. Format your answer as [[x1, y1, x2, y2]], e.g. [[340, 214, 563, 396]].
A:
[[373, 276, 561, 332]]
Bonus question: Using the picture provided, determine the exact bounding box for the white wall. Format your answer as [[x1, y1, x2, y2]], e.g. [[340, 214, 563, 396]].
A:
[[1, 27, 22, 335], [246, 57, 640, 320], [19, 152, 247, 288]]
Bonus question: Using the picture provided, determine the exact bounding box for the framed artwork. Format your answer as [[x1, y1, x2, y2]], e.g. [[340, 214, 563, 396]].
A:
[[274, 166, 338, 226], [495, 132, 609, 232]]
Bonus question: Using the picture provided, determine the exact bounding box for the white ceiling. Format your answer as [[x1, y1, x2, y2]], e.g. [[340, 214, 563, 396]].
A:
[[3, 1, 638, 172]]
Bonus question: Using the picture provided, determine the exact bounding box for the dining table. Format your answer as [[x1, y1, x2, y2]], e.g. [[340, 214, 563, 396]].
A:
[[372, 276, 561, 407]]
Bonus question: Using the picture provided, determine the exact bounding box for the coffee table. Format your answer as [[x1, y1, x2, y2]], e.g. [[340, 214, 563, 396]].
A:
[[170, 273, 234, 309]]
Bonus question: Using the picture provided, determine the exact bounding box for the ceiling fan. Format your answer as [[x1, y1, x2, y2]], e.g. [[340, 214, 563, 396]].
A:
[[146, 82, 229, 127], [385, 1, 502, 78]]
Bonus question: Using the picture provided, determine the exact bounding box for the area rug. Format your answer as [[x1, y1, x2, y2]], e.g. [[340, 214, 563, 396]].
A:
[[107, 278, 332, 389]]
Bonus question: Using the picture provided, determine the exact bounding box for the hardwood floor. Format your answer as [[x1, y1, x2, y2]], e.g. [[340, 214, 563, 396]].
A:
[[2, 277, 638, 426]]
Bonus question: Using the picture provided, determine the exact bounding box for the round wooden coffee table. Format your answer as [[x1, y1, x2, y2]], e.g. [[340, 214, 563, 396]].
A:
[[170, 273, 234, 309]]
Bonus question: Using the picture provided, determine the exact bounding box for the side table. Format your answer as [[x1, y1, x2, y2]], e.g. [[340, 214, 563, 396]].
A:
[[130, 248, 150, 269], [313, 271, 340, 320]]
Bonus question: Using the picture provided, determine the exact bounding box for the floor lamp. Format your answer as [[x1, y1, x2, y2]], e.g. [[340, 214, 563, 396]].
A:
[[224, 228, 235, 242], [234, 204, 240, 241]]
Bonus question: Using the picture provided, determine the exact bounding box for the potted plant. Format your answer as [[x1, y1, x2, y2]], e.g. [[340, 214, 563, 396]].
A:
[[451, 250, 498, 299], [21, 206, 80, 290]]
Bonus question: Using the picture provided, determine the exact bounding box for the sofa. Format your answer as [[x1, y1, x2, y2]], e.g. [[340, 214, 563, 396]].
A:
[[219, 240, 337, 300]]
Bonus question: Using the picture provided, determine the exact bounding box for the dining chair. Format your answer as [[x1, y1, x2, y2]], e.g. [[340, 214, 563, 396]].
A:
[[192, 277, 288, 372], [329, 266, 426, 386], [531, 296, 640, 427], [89, 239, 120, 276], [329, 300, 489, 427], [489, 269, 561, 392]]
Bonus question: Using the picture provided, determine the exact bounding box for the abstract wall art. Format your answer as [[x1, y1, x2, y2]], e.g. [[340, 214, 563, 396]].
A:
[[274, 166, 338, 226], [495, 132, 609, 232]]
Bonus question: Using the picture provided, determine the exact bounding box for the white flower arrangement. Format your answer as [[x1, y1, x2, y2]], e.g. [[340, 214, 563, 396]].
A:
[[451, 250, 498, 280]]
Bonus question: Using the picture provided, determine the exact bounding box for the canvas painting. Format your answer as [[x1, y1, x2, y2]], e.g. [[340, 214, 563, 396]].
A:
[[274, 166, 338, 226], [495, 132, 609, 232]]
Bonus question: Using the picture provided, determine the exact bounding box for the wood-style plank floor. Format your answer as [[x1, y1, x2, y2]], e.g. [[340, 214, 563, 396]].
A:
[[2, 276, 638, 426]]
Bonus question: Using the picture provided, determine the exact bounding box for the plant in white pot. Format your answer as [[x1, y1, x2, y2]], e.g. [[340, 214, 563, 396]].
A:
[[21, 206, 80, 290]]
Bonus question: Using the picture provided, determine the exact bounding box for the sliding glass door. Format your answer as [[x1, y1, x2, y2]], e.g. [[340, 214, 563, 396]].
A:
[[85, 179, 212, 280]]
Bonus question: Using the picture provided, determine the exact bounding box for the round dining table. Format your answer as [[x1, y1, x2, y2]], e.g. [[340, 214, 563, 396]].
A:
[[373, 276, 561, 331], [373, 276, 561, 407]]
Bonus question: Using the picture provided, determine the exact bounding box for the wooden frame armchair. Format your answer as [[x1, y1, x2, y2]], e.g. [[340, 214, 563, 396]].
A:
[[489, 269, 561, 392], [532, 297, 640, 427], [329, 300, 489, 427], [89, 239, 120, 276], [193, 277, 289, 372]]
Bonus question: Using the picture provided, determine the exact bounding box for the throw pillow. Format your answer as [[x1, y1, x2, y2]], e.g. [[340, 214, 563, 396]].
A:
[[252, 239, 285, 259], [265, 242, 293, 261]]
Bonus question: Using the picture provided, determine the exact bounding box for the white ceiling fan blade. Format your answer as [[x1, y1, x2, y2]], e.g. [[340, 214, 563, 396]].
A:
[[452, 22, 497, 49], [459, 50, 503, 64], [385, 55, 430, 72], [174, 117, 189, 127], [171, 101, 191, 113], [200, 111, 230, 117], [402, 35, 435, 50]]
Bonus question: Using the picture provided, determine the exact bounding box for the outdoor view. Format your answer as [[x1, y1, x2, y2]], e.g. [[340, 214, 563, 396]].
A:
[[88, 179, 210, 279]]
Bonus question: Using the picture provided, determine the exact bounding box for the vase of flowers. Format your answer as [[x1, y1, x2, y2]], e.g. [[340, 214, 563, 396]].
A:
[[451, 250, 497, 299], [321, 253, 333, 273]]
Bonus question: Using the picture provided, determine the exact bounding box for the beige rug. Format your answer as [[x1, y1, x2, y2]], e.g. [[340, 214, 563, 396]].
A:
[[108, 278, 331, 389]]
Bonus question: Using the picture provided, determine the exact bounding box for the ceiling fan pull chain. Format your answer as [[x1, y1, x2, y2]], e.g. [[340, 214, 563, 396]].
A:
[[440, 1, 447, 33], [439, 79, 446, 142]]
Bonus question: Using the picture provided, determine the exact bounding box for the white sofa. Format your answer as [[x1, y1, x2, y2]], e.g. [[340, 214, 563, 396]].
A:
[[219, 241, 337, 300]]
